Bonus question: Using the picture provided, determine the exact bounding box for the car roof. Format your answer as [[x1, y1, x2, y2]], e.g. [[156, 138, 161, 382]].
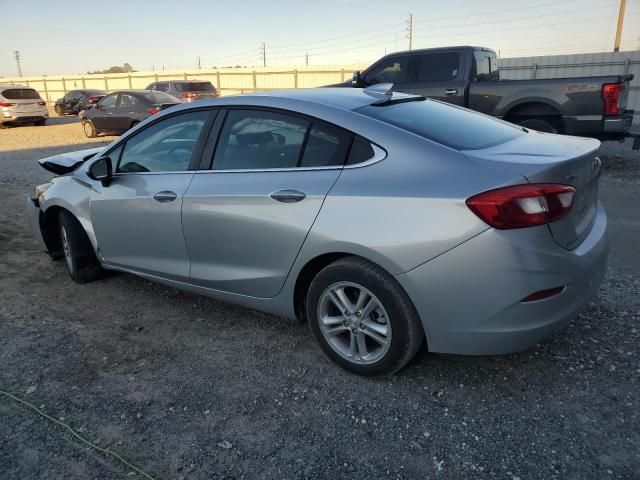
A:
[[200, 88, 393, 111]]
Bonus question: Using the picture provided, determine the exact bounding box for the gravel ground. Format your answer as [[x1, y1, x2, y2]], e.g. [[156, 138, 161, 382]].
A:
[[1, 120, 639, 480]]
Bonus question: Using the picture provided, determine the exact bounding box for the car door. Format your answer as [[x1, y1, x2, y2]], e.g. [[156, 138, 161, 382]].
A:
[[89, 109, 214, 279], [400, 51, 466, 106], [111, 93, 140, 133], [90, 93, 119, 131], [182, 108, 352, 298]]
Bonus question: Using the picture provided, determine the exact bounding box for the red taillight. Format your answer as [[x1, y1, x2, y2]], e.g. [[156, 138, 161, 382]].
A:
[[521, 286, 565, 302], [147, 108, 160, 115], [38, 101, 46, 106], [87, 97, 100, 104], [602, 83, 623, 116], [181, 92, 198, 99], [466, 184, 576, 229], [0, 102, 16, 107]]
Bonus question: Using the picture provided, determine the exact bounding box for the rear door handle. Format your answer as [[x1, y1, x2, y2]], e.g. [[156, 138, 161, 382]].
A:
[[269, 189, 306, 203], [444, 89, 458, 95], [153, 191, 177, 203]]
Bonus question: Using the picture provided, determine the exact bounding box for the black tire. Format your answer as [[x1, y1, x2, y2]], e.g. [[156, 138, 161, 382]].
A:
[[306, 256, 424, 377], [58, 211, 104, 283], [34, 119, 46, 126], [130, 120, 140, 130], [513, 117, 559, 134], [82, 119, 97, 138]]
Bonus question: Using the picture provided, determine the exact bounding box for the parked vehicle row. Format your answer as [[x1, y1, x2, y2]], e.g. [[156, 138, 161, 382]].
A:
[[28, 85, 609, 376], [0, 85, 48, 128]]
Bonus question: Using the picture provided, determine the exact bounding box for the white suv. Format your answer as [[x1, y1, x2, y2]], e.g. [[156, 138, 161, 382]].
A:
[[0, 85, 48, 127]]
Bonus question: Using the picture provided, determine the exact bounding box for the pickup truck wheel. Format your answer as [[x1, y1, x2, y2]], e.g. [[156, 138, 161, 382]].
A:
[[513, 117, 559, 134], [58, 211, 104, 283]]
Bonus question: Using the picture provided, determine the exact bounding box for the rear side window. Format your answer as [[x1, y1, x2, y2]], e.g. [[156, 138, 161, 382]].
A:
[[347, 137, 376, 165], [417, 53, 459, 82], [300, 124, 351, 168], [2, 88, 40, 100], [176, 82, 215, 92], [213, 110, 309, 170], [357, 99, 524, 150], [473, 51, 499, 81]]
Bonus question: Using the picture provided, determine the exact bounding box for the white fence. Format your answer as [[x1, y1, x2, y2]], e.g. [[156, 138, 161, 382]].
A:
[[2, 50, 639, 124], [499, 50, 640, 125]]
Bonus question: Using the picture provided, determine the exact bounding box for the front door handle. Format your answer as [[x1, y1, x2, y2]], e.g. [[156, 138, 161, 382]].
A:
[[270, 189, 306, 203], [444, 89, 458, 96], [153, 191, 177, 203]]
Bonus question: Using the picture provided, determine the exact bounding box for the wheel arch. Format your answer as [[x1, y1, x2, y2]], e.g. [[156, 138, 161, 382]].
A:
[[41, 204, 97, 259], [503, 101, 564, 132]]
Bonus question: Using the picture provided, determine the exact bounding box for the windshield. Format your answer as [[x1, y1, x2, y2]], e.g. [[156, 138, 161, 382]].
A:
[[175, 82, 215, 92], [356, 99, 524, 150]]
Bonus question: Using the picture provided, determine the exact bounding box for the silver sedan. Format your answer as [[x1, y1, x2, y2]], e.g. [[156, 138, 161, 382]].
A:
[[27, 86, 608, 376]]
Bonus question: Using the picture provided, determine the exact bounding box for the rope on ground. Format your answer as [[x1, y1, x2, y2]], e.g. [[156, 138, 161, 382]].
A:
[[0, 389, 157, 480]]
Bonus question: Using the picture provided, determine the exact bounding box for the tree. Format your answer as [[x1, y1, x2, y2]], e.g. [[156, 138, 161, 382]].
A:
[[87, 63, 136, 74]]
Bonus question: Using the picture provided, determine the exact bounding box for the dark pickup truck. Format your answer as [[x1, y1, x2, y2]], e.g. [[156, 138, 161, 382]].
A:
[[334, 46, 637, 145]]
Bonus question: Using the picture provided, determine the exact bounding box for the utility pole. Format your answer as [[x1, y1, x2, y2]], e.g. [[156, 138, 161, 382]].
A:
[[613, 0, 627, 52], [260, 42, 266, 67], [305, 52, 309, 66], [14, 51, 22, 78], [407, 14, 413, 50], [197, 56, 201, 70]]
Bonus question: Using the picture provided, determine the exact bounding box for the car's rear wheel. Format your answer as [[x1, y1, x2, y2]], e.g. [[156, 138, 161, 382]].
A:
[[58, 211, 104, 283], [307, 257, 424, 377], [82, 119, 97, 138]]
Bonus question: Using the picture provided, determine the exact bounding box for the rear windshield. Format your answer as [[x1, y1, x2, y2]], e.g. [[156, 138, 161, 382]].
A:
[[141, 91, 180, 104], [175, 82, 215, 92], [356, 99, 524, 150], [2, 88, 41, 100]]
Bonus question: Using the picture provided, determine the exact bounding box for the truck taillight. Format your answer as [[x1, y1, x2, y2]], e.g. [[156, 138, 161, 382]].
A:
[[147, 108, 160, 115], [181, 92, 198, 99], [466, 184, 575, 229], [602, 83, 623, 116]]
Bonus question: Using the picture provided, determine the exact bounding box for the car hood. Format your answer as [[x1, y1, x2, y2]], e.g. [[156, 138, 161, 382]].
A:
[[38, 147, 104, 175]]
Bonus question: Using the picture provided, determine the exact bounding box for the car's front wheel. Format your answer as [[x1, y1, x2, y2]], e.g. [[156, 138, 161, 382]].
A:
[[82, 119, 97, 138], [58, 211, 104, 283], [307, 257, 424, 376], [54, 105, 64, 116]]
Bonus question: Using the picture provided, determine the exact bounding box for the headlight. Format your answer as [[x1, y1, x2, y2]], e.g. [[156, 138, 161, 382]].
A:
[[35, 182, 52, 202]]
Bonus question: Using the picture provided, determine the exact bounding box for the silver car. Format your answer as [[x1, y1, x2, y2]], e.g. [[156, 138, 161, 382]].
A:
[[0, 84, 48, 127], [27, 86, 608, 376]]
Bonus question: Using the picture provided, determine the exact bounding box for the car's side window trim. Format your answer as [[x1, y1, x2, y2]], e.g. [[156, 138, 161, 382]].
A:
[[98, 107, 218, 174], [200, 105, 377, 172]]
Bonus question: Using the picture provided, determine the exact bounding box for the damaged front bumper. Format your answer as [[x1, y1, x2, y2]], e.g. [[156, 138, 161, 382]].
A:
[[26, 196, 48, 252]]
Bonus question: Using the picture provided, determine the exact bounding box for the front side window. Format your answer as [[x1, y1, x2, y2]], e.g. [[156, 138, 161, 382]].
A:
[[117, 110, 209, 173], [99, 94, 118, 109], [213, 110, 309, 170], [417, 53, 459, 82], [365, 56, 410, 85], [156, 83, 170, 92]]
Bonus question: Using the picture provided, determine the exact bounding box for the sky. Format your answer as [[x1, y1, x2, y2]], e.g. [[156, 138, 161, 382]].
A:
[[0, 0, 639, 77]]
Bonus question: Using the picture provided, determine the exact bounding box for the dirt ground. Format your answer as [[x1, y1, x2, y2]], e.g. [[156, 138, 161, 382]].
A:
[[1, 118, 639, 479]]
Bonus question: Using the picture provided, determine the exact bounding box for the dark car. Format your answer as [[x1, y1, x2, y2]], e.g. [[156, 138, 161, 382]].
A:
[[331, 46, 637, 145], [54, 89, 106, 116], [146, 80, 219, 102], [79, 90, 179, 137]]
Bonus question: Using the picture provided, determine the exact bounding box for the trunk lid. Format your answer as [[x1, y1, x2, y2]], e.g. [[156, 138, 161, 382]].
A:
[[463, 131, 601, 249], [38, 147, 104, 175]]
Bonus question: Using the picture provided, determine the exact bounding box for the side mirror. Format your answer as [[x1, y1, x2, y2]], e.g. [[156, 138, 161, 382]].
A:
[[88, 156, 113, 187], [352, 71, 363, 87]]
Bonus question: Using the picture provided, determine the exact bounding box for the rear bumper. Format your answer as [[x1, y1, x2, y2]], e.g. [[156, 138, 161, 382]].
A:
[[1, 111, 48, 124], [396, 202, 609, 355], [562, 111, 633, 139], [26, 196, 48, 252]]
